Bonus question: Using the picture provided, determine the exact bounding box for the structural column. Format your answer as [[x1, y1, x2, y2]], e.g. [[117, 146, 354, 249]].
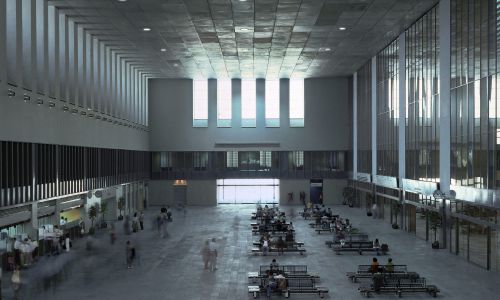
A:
[[371, 57, 377, 178], [0, 0, 6, 82], [353, 73, 358, 178], [439, 0, 451, 249], [398, 33, 407, 229]]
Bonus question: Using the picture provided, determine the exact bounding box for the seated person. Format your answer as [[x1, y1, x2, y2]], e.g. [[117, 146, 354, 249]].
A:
[[270, 259, 279, 274], [370, 257, 380, 273], [266, 272, 277, 297], [385, 258, 394, 272], [373, 238, 381, 255], [287, 222, 294, 231], [285, 231, 294, 242]]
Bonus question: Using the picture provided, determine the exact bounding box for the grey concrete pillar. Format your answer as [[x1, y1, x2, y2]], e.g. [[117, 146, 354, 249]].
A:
[[0, 0, 5, 82], [398, 34, 406, 181], [398, 33, 407, 229], [439, 0, 451, 249], [353, 72, 358, 178], [371, 57, 377, 177]]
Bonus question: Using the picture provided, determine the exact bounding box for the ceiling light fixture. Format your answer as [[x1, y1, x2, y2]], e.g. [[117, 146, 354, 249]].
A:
[[160, 48, 166, 52], [117, 0, 128, 2], [324, 48, 331, 51], [173, 63, 179, 67], [240, 28, 250, 31], [143, 27, 151, 32], [339, 27, 346, 31]]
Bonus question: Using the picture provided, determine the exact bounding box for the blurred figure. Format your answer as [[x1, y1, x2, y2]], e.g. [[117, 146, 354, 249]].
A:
[[209, 238, 217, 271], [201, 240, 210, 270], [123, 215, 131, 235], [132, 212, 139, 233], [139, 211, 145, 230], [64, 233, 71, 252], [126, 241, 135, 269], [109, 223, 116, 245], [11, 265, 21, 299]]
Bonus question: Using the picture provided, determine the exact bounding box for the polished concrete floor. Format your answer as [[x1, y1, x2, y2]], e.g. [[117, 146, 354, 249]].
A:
[[3, 204, 500, 300]]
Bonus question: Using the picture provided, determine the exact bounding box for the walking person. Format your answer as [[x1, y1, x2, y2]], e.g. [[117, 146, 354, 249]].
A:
[[126, 241, 135, 269], [139, 211, 145, 230], [109, 223, 117, 245], [11, 265, 21, 300], [132, 213, 139, 233], [201, 240, 210, 270], [209, 238, 217, 271]]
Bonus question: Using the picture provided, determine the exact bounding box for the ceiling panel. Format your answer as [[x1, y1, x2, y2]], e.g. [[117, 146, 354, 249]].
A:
[[49, 0, 438, 78]]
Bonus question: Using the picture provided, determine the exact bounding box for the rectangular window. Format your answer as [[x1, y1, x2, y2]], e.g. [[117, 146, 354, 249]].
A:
[[217, 79, 232, 127], [289, 79, 305, 127], [265, 80, 280, 127], [293, 151, 304, 169], [260, 151, 272, 168], [241, 79, 256, 127], [160, 152, 172, 170], [193, 152, 208, 170], [193, 79, 208, 127], [226, 151, 238, 168]]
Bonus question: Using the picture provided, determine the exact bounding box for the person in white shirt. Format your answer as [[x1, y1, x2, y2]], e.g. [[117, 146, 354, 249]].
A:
[[208, 238, 217, 271]]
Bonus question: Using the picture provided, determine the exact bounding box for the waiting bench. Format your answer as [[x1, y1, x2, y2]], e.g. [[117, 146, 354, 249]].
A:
[[253, 241, 304, 248], [251, 246, 306, 255], [346, 265, 419, 283], [248, 265, 319, 283], [248, 277, 328, 298], [325, 234, 370, 248], [333, 241, 388, 255], [358, 278, 439, 298]]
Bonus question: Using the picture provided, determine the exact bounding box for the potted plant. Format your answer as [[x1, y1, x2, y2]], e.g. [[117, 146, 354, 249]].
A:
[[118, 197, 125, 220], [100, 202, 108, 228], [88, 203, 99, 235], [428, 211, 442, 249], [342, 186, 355, 206]]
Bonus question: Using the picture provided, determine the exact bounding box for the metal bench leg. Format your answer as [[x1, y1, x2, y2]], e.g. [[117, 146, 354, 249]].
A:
[[253, 291, 258, 298]]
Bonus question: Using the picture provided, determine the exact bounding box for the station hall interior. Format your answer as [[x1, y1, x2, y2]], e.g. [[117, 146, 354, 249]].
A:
[[1, 0, 500, 299]]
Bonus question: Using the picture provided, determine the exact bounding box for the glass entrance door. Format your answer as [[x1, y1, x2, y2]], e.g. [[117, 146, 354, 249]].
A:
[[217, 179, 279, 204]]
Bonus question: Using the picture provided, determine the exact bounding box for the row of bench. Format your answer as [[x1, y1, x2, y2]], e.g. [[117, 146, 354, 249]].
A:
[[248, 265, 328, 298], [346, 264, 440, 298]]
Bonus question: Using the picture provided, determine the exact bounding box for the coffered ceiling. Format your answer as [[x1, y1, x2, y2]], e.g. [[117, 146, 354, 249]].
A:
[[49, 0, 438, 79]]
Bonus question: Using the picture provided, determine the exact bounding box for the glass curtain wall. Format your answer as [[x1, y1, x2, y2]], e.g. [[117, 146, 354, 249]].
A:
[[357, 62, 372, 173], [376, 39, 399, 177], [405, 6, 440, 182], [450, 0, 500, 189]]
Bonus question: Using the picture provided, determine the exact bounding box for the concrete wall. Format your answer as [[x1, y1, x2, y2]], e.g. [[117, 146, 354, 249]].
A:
[[148, 77, 350, 151], [149, 179, 216, 206], [186, 180, 217, 206], [323, 179, 347, 205], [0, 82, 149, 151]]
